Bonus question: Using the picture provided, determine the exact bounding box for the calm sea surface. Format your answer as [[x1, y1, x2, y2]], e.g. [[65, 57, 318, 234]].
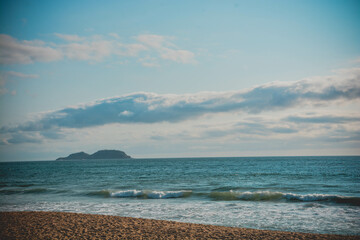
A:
[[1, 156, 359, 235]]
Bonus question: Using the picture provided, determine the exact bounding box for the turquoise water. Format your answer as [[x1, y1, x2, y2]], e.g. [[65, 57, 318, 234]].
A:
[[1, 156, 359, 235]]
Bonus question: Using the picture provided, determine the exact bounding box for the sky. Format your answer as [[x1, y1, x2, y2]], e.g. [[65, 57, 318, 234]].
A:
[[0, 0, 359, 161]]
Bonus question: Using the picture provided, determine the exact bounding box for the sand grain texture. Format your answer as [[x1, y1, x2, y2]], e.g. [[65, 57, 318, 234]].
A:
[[0, 211, 358, 240]]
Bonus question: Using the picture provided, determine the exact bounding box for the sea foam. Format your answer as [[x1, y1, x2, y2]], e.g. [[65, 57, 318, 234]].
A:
[[91, 189, 192, 199], [209, 190, 360, 205], [110, 190, 143, 198], [87, 189, 360, 205]]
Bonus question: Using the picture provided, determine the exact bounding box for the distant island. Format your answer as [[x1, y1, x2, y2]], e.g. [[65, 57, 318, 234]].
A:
[[56, 150, 132, 161]]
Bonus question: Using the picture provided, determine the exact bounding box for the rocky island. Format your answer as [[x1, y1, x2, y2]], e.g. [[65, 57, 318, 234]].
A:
[[56, 150, 131, 161]]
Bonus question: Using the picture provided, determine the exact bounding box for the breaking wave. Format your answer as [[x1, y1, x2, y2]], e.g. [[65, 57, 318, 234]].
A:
[[209, 191, 360, 206], [86, 189, 360, 205], [88, 189, 192, 199]]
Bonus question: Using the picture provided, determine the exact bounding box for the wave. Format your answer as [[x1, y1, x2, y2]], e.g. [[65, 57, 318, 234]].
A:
[[87, 189, 192, 199], [111, 190, 144, 198], [80, 189, 360, 206], [209, 191, 360, 206]]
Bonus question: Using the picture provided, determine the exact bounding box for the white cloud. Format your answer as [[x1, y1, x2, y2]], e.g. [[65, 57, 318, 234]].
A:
[[0, 34, 63, 64], [0, 33, 196, 65], [121, 43, 148, 56], [137, 34, 196, 64], [137, 34, 169, 49], [119, 110, 134, 116], [1, 67, 359, 144], [161, 49, 195, 64], [62, 40, 113, 61]]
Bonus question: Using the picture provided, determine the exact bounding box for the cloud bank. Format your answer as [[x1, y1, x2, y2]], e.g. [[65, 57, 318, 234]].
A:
[[0, 34, 63, 64], [1, 68, 359, 144], [0, 33, 196, 66]]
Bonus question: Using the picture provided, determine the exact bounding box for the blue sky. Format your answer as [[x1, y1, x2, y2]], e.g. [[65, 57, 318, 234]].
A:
[[0, 0, 359, 161]]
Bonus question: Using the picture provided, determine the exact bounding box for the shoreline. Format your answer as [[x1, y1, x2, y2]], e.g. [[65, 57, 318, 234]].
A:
[[1, 211, 359, 239]]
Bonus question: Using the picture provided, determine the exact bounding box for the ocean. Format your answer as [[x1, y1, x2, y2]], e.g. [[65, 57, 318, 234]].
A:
[[1, 156, 359, 235]]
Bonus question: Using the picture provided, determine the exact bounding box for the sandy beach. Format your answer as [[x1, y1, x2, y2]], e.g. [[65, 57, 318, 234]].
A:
[[0, 211, 358, 240]]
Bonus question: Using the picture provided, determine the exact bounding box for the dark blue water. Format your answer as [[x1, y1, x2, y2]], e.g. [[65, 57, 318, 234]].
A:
[[1, 156, 359, 235]]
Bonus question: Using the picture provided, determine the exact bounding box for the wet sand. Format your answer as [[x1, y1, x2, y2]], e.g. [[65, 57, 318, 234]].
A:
[[0, 211, 358, 239]]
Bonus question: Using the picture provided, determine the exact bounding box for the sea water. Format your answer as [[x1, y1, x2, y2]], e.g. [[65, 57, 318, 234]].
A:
[[1, 156, 359, 235]]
